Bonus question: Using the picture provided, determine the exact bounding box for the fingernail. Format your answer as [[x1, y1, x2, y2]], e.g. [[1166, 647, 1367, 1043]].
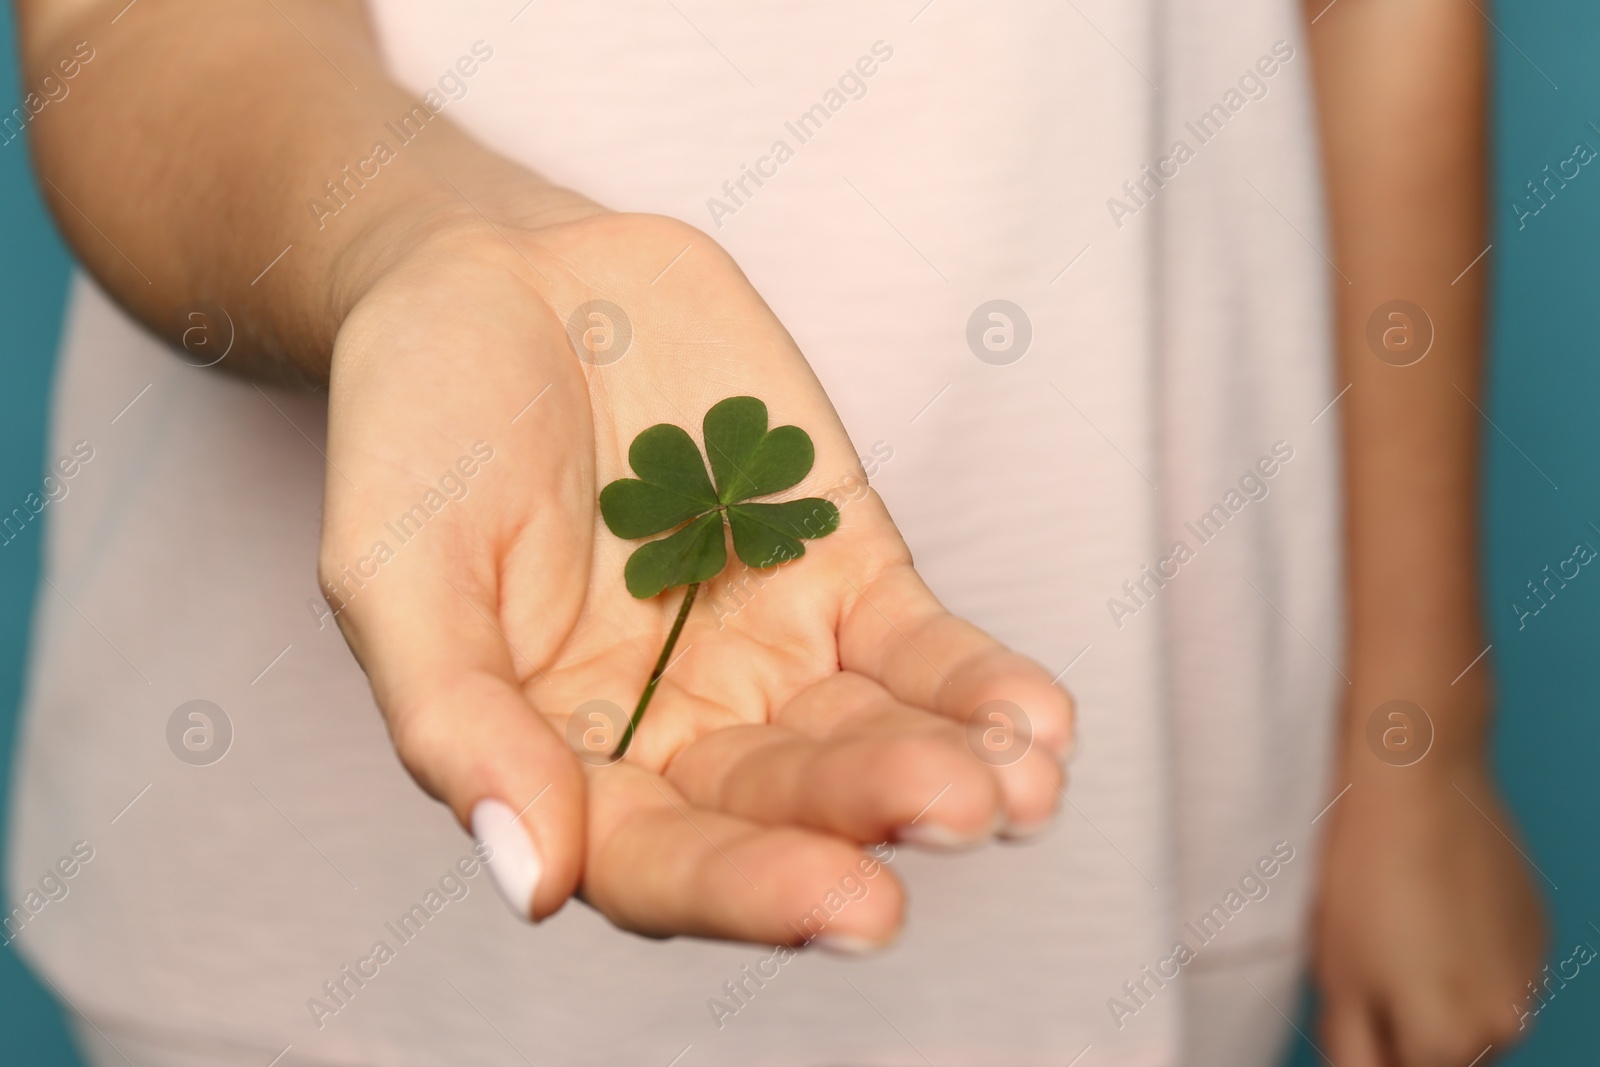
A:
[[815, 934, 888, 956], [1045, 720, 1076, 762], [471, 798, 542, 922], [998, 816, 1055, 841], [895, 822, 969, 848], [895, 813, 998, 850]]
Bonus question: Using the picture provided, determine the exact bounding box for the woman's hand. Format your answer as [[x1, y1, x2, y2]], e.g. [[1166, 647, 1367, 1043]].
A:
[[319, 208, 1072, 945], [1314, 702, 1545, 1066], [15, 0, 1070, 949], [1305, 0, 1542, 1058]]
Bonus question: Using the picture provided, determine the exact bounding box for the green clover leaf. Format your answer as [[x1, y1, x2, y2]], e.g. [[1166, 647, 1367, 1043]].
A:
[[620, 510, 726, 603], [596, 395, 842, 756], [726, 498, 839, 573], [597, 424, 717, 539], [599, 396, 840, 598], [703, 395, 815, 505]]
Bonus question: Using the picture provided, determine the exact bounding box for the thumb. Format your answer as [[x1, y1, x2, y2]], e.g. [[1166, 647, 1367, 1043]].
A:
[[325, 555, 584, 922], [1322, 996, 1391, 1067]]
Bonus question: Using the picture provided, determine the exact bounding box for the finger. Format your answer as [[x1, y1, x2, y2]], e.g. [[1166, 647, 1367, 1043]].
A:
[[838, 561, 1075, 757], [1391, 993, 1497, 1067], [1322, 996, 1391, 1067], [583, 762, 904, 948], [663, 680, 1000, 845], [790, 672, 1064, 835], [780, 671, 1061, 836], [327, 548, 584, 924]]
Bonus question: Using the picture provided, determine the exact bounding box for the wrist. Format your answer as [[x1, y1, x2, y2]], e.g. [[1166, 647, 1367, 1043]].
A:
[[1337, 660, 1494, 788], [327, 167, 608, 344]]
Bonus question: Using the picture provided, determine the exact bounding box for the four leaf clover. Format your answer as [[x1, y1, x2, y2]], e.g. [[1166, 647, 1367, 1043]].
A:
[[600, 396, 840, 598], [597, 396, 841, 756]]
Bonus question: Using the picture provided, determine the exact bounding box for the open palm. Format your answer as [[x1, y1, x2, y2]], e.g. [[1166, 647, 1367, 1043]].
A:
[[320, 211, 1071, 946]]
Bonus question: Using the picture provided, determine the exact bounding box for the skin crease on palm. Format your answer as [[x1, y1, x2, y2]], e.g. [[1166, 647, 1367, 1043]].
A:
[[320, 211, 1073, 945]]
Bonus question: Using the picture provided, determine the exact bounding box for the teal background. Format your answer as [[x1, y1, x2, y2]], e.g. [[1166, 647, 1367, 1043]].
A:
[[0, 5, 82, 1062], [1, 3, 1596, 1064], [1279, 2, 1600, 1065]]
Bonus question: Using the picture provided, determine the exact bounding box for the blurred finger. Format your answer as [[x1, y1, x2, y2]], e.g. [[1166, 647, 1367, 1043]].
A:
[[777, 670, 1061, 835], [1323, 996, 1391, 1067], [838, 561, 1075, 758], [583, 762, 904, 948], [664, 685, 998, 844], [1392, 994, 1497, 1067]]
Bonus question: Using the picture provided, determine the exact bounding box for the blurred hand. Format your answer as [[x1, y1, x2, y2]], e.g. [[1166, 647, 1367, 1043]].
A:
[[1315, 730, 1545, 1067], [319, 208, 1072, 945]]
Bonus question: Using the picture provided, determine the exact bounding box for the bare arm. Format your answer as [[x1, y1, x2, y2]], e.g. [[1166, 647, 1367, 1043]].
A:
[[1306, 1, 1544, 1062], [1311, 0, 1490, 757], [17, 0, 591, 380], [13, 0, 1070, 944]]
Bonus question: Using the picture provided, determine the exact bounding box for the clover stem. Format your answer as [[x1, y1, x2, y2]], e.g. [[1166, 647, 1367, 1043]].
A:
[[613, 581, 700, 759]]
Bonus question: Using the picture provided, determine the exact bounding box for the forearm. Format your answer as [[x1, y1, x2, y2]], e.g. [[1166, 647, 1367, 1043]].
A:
[[1306, 0, 1491, 763], [17, 0, 591, 381]]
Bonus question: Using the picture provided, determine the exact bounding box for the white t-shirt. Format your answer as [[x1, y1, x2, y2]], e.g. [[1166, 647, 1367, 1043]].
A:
[[8, 2, 1343, 1065]]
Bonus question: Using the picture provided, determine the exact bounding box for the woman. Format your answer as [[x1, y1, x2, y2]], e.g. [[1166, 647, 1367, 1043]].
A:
[[6, 0, 1541, 1064]]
